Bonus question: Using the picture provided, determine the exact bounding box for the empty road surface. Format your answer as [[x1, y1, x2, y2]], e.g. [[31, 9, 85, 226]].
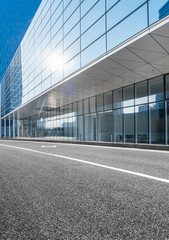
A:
[[0, 140, 169, 240]]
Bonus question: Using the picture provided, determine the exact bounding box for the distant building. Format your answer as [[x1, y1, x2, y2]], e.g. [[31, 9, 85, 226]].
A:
[[0, 0, 41, 82], [159, 0, 169, 19]]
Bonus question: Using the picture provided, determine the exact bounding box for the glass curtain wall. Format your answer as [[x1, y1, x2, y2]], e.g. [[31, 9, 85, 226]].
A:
[[4, 73, 169, 145]]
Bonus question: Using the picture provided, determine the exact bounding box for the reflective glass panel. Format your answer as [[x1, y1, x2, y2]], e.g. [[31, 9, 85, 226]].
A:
[[64, 105, 67, 118], [83, 99, 89, 114], [51, 0, 62, 16], [81, 16, 105, 50], [64, 8, 80, 35], [113, 88, 122, 109], [64, 39, 80, 61], [56, 108, 60, 119], [124, 107, 134, 143], [107, 0, 146, 31], [97, 111, 112, 142], [135, 81, 148, 105], [67, 117, 73, 139], [105, 111, 113, 142], [85, 114, 96, 141], [81, 0, 98, 17], [67, 103, 73, 117], [96, 94, 103, 112], [63, 0, 71, 9], [78, 100, 83, 115], [78, 115, 84, 140], [81, 0, 105, 33], [60, 106, 64, 117], [64, 54, 80, 78], [123, 85, 134, 107], [149, 0, 167, 25], [64, 0, 80, 22], [97, 113, 105, 141], [81, 36, 106, 66], [104, 91, 112, 110], [90, 96, 96, 113], [167, 101, 169, 144], [64, 24, 80, 49], [107, 4, 148, 51], [72, 115, 78, 140], [166, 75, 169, 99], [149, 101, 165, 144], [73, 102, 78, 116], [135, 104, 148, 143], [149, 76, 164, 102], [113, 108, 123, 142], [63, 118, 68, 139], [106, 0, 119, 11]]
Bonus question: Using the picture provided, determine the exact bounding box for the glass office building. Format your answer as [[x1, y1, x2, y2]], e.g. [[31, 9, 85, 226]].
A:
[[159, 0, 169, 19], [1, 0, 169, 145]]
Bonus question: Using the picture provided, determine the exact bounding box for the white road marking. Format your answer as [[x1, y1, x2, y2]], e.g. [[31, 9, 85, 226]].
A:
[[41, 145, 56, 148], [0, 143, 169, 184], [0, 139, 169, 154]]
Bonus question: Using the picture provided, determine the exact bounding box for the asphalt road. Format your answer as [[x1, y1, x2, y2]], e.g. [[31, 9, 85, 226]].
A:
[[0, 140, 169, 240]]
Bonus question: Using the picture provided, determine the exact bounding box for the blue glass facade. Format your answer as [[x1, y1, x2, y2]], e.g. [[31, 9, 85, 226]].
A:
[[1, 0, 169, 145], [0, 0, 42, 82], [1, 47, 22, 117]]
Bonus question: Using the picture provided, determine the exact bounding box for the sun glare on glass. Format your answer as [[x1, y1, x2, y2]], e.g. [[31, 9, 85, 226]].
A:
[[48, 54, 66, 72]]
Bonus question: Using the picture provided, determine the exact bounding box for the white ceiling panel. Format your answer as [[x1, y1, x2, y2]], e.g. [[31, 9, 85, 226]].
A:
[[96, 58, 122, 68], [106, 76, 124, 85], [127, 34, 167, 53], [151, 55, 169, 66], [133, 64, 161, 78], [97, 66, 128, 76], [119, 70, 145, 83], [128, 48, 167, 63], [112, 58, 146, 70], [150, 34, 169, 53], [85, 71, 114, 80], [151, 20, 169, 38], [110, 47, 145, 62], [96, 58, 129, 75], [150, 64, 169, 74]]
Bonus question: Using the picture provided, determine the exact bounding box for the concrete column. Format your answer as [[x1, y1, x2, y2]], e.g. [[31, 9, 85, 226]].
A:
[[4, 118, 6, 138], [9, 115, 11, 138], [13, 113, 15, 138]]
